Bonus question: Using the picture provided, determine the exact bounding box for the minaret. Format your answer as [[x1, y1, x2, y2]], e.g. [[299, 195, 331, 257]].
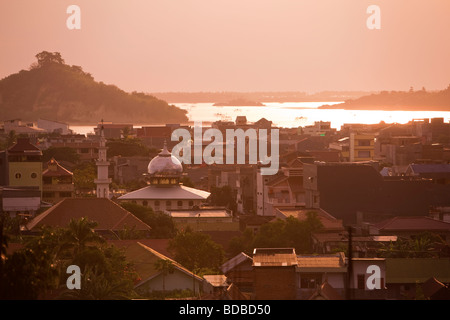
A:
[[94, 120, 111, 198]]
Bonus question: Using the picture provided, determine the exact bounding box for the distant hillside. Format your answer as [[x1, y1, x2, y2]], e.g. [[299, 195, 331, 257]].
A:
[[151, 91, 372, 103], [0, 51, 188, 124], [318, 86, 450, 111]]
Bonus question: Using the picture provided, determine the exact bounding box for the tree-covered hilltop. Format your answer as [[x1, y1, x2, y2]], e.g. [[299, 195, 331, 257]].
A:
[[318, 86, 450, 111], [0, 51, 188, 124]]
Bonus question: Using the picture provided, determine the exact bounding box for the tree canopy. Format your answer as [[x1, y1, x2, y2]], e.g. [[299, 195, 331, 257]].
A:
[[120, 202, 176, 238], [168, 228, 225, 273], [228, 212, 323, 257], [0, 217, 138, 300], [0, 51, 188, 124]]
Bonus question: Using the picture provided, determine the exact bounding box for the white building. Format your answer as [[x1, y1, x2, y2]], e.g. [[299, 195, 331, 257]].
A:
[[94, 124, 111, 198], [118, 142, 210, 211]]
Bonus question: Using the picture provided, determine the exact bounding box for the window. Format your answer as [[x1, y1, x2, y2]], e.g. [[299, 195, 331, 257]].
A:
[[188, 200, 194, 207], [166, 200, 171, 208], [357, 150, 371, 158], [300, 274, 322, 289], [177, 200, 183, 207], [154, 200, 160, 207], [142, 200, 148, 207], [358, 139, 372, 146]]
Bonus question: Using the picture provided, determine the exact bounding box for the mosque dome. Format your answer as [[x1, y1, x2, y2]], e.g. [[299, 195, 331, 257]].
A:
[[147, 142, 183, 178]]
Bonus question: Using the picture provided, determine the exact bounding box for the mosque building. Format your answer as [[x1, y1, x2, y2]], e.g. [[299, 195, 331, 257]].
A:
[[118, 142, 211, 211]]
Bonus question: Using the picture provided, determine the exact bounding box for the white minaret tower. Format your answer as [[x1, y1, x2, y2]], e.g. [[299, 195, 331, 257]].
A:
[[94, 120, 111, 198]]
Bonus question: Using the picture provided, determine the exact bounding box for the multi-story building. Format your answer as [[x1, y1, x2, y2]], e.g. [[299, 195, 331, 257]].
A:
[[301, 121, 336, 136], [44, 134, 100, 162], [256, 157, 309, 216], [6, 138, 43, 192], [42, 158, 74, 204], [0, 138, 43, 216], [349, 131, 375, 162]]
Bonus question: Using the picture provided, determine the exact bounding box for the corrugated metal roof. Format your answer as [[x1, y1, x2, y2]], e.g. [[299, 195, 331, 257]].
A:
[[252, 248, 297, 267], [203, 275, 228, 287], [297, 253, 346, 269], [221, 252, 253, 274]]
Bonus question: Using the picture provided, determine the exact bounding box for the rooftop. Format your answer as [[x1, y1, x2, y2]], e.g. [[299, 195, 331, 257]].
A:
[[252, 248, 297, 267], [7, 138, 42, 155], [25, 198, 151, 232], [203, 275, 228, 288], [221, 252, 253, 274], [42, 158, 73, 177], [118, 185, 210, 200], [375, 216, 450, 232], [297, 252, 346, 271], [166, 209, 231, 218]]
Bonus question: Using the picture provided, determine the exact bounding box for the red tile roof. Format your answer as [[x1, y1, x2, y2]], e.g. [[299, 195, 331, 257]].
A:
[[375, 216, 450, 232], [25, 198, 151, 232], [42, 158, 73, 177], [8, 138, 41, 154]]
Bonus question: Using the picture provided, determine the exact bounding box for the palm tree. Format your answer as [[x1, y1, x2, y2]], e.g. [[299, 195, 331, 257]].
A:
[[59, 265, 133, 300], [63, 217, 105, 256], [154, 259, 174, 299]]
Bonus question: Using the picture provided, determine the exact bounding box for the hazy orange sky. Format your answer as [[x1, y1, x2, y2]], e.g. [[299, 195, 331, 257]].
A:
[[1, 1, 449, 93]]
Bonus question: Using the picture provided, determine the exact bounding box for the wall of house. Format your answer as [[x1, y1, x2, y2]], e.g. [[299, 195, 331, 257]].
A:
[[350, 132, 375, 162], [139, 268, 203, 295], [351, 259, 386, 290], [8, 162, 43, 191], [253, 266, 296, 300], [130, 199, 203, 211]]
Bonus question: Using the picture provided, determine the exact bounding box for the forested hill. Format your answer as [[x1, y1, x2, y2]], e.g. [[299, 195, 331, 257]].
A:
[[318, 86, 450, 111], [0, 51, 188, 124]]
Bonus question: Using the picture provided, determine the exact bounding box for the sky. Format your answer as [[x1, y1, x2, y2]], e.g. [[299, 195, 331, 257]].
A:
[[0, 0, 449, 93]]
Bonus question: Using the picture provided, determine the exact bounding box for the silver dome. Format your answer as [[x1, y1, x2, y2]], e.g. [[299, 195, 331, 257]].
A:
[[147, 143, 183, 176]]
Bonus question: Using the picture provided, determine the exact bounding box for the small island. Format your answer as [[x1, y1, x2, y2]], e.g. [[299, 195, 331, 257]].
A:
[[318, 86, 450, 111], [213, 98, 265, 107]]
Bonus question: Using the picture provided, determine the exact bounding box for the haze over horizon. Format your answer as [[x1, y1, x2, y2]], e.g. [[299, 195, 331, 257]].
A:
[[1, 1, 449, 94]]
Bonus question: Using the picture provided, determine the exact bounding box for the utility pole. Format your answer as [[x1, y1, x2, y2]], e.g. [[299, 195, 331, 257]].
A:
[[346, 226, 353, 300]]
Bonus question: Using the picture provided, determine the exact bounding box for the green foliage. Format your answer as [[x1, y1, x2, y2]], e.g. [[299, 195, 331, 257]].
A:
[[180, 176, 194, 188], [208, 185, 237, 212], [120, 202, 177, 238], [144, 289, 195, 300], [376, 232, 448, 258], [329, 85, 450, 111], [0, 51, 188, 124], [0, 217, 138, 300], [168, 228, 225, 272], [42, 146, 80, 163], [228, 212, 323, 257], [59, 265, 137, 300], [106, 138, 150, 157], [72, 161, 97, 191]]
